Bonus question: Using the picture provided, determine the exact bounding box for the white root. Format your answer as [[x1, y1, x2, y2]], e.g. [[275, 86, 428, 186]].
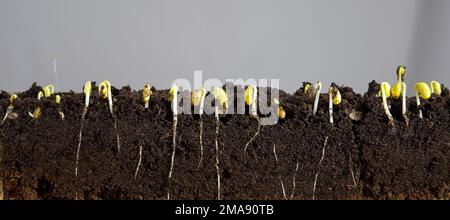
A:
[[348, 149, 358, 189], [75, 108, 88, 177], [1, 109, 11, 125], [167, 115, 177, 200], [329, 91, 334, 124], [290, 161, 300, 199], [114, 119, 121, 152], [243, 117, 261, 153], [167, 86, 178, 200], [134, 145, 143, 179], [197, 116, 204, 169], [273, 144, 287, 200], [312, 136, 328, 200], [214, 106, 221, 200]]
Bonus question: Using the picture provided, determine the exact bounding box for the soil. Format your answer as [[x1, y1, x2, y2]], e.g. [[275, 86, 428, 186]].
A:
[[0, 81, 449, 200]]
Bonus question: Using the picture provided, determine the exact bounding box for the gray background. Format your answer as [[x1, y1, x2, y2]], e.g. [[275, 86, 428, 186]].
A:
[[0, 0, 449, 94]]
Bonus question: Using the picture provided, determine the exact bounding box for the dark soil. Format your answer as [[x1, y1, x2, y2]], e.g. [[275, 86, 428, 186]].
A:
[[1, 81, 449, 200]]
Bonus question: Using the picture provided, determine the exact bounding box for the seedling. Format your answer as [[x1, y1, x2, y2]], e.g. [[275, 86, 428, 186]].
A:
[[313, 81, 322, 115], [75, 81, 92, 177], [430, 80, 442, 96], [328, 86, 341, 124], [1, 94, 17, 124], [380, 82, 394, 126], [391, 66, 408, 124], [414, 82, 431, 119], [55, 95, 64, 120], [167, 85, 179, 200], [142, 84, 152, 109], [191, 88, 206, 169], [98, 80, 121, 152], [243, 86, 260, 153], [211, 87, 228, 200], [29, 85, 55, 119]]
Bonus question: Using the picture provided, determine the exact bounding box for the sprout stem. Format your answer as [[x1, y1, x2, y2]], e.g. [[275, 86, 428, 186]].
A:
[[329, 90, 334, 124], [381, 82, 394, 126], [416, 92, 423, 119], [313, 82, 322, 115], [401, 83, 408, 125]]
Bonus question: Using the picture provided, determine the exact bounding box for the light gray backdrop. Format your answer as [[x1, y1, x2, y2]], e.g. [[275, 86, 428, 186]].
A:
[[0, 0, 449, 94]]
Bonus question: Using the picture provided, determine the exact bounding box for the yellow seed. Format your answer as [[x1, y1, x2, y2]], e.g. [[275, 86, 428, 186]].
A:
[[244, 86, 256, 106], [143, 84, 152, 104], [8, 94, 17, 110], [380, 82, 391, 98], [304, 83, 311, 94], [212, 87, 228, 109], [191, 88, 206, 107], [37, 91, 44, 100], [430, 80, 442, 96], [397, 66, 406, 81], [98, 80, 110, 99], [84, 81, 92, 96], [168, 85, 178, 102], [33, 107, 42, 119], [55, 95, 61, 104], [43, 84, 55, 97], [414, 82, 431, 100], [278, 106, 286, 120], [273, 99, 286, 120], [391, 83, 403, 99], [329, 87, 342, 105]]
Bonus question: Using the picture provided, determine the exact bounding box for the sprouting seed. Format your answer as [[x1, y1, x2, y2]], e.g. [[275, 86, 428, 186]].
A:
[[430, 80, 442, 96], [414, 82, 431, 119], [142, 83, 152, 109], [98, 80, 113, 115], [390, 66, 408, 124], [304, 83, 311, 94], [55, 95, 64, 120], [312, 81, 322, 115], [167, 85, 179, 200], [243, 86, 260, 153], [2, 94, 17, 124], [273, 98, 286, 120], [328, 86, 341, 124], [98, 80, 120, 152], [380, 82, 394, 126], [211, 87, 228, 200], [191, 88, 206, 169], [29, 85, 55, 119], [75, 81, 92, 177]]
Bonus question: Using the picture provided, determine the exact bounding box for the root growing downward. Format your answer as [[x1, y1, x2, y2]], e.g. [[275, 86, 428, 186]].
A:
[[167, 115, 178, 200], [114, 119, 121, 153], [312, 136, 328, 200], [215, 118, 221, 200], [244, 117, 261, 153], [273, 144, 287, 200], [197, 117, 204, 169], [290, 161, 300, 199], [75, 109, 88, 177], [134, 145, 143, 179]]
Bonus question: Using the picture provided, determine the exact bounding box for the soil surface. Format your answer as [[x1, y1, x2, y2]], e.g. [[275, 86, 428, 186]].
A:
[[1, 81, 449, 200]]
